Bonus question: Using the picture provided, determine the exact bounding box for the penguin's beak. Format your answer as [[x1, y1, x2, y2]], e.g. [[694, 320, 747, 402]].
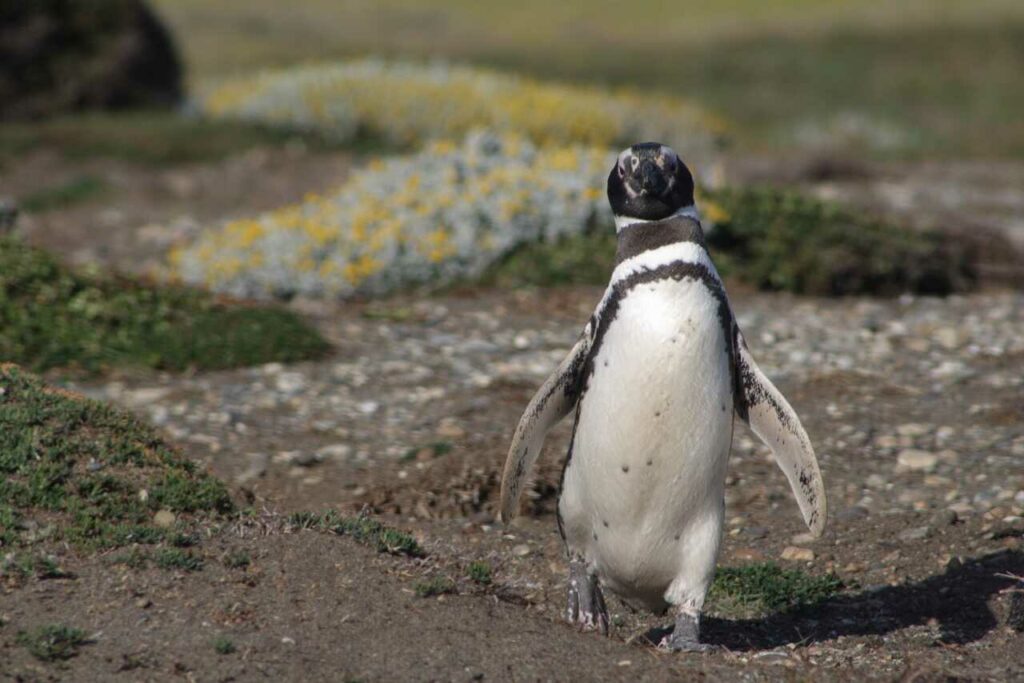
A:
[[637, 160, 667, 196]]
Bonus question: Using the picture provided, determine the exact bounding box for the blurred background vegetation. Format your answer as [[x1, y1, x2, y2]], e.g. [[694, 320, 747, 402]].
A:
[[2, 0, 1022, 373]]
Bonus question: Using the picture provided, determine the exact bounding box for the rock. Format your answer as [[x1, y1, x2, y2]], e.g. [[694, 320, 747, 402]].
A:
[[897, 449, 938, 473], [780, 546, 815, 562], [512, 544, 531, 557], [742, 526, 769, 540], [931, 509, 958, 527], [790, 531, 818, 545], [865, 474, 889, 489], [275, 372, 307, 395], [0, 0, 183, 120], [235, 453, 269, 484], [436, 418, 465, 439], [153, 509, 176, 528], [897, 526, 932, 542], [316, 444, 352, 460], [896, 423, 929, 438]]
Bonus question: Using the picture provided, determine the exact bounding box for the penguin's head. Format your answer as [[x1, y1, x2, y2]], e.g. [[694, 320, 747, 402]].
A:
[[607, 142, 694, 222]]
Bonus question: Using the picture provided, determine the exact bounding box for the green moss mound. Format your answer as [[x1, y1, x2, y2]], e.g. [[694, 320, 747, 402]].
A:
[[0, 236, 330, 373], [483, 186, 982, 296], [0, 364, 232, 550], [706, 187, 978, 296]]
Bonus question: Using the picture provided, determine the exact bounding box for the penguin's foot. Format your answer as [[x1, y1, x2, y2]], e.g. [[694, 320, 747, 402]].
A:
[[658, 611, 718, 653], [566, 559, 609, 635]]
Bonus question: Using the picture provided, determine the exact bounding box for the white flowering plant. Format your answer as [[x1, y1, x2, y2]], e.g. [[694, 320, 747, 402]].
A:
[[171, 132, 618, 299]]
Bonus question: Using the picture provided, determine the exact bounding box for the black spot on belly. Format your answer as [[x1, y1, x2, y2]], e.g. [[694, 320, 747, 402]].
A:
[[602, 520, 609, 528], [621, 465, 630, 473], [593, 531, 598, 541], [654, 411, 661, 417], [646, 459, 653, 466], [603, 360, 608, 367], [674, 534, 681, 541]]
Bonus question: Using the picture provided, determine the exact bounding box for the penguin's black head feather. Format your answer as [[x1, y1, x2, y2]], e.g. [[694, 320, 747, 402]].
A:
[[607, 142, 694, 221]]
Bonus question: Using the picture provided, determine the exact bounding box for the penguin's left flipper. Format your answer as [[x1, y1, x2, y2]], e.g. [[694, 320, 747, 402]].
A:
[[734, 329, 827, 537], [499, 327, 591, 523]]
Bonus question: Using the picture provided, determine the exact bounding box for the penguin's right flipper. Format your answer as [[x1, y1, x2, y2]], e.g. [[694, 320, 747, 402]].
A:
[[734, 329, 827, 537], [499, 328, 591, 523]]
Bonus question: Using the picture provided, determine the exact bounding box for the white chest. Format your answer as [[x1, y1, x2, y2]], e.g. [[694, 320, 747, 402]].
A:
[[558, 277, 734, 602]]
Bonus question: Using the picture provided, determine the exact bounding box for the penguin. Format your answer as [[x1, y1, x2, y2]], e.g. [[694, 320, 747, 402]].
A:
[[499, 142, 826, 651]]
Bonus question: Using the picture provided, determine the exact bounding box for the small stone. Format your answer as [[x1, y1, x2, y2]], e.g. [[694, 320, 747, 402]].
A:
[[780, 546, 815, 562], [512, 544, 531, 557], [235, 453, 269, 484], [790, 532, 817, 545], [865, 474, 888, 489], [931, 509, 958, 527], [316, 444, 352, 460], [358, 401, 379, 415], [897, 449, 938, 473], [290, 452, 321, 467], [896, 423, 929, 438], [437, 418, 465, 439], [898, 526, 932, 542], [742, 526, 769, 540], [275, 372, 307, 394], [153, 509, 176, 528], [135, 598, 152, 609], [733, 548, 766, 562]]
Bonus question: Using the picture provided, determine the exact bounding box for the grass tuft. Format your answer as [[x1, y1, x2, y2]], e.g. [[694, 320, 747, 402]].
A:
[[414, 576, 456, 598], [153, 548, 204, 571], [16, 624, 88, 661], [223, 551, 251, 569], [0, 236, 330, 374], [708, 562, 844, 617], [288, 510, 424, 558], [467, 560, 492, 585], [213, 636, 236, 655]]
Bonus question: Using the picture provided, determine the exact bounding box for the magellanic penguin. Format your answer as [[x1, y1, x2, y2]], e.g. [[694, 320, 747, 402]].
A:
[[499, 143, 826, 651]]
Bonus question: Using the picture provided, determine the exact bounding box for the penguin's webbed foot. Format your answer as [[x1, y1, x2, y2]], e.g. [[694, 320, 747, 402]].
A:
[[658, 611, 718, 653], [567, 558, 609, 635]]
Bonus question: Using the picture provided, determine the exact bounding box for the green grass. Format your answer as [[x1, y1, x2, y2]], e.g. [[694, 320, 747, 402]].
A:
[[288, 510, 424, 558], [153, 548, 204, 571], [154, 0, 1024, 159], [16, 624, 88, 661], [0, 364, 233, 551], [414, 576, 456, 598], [707, 563, 844, 618], [483, 186, 980, 296], [19, 176, 108, 213], [0, 237, 330, 374], [467, 560, 492, 585], [0, 111, 348, 167], [223, 551, 251, 569], [213, 636, 236, 655]]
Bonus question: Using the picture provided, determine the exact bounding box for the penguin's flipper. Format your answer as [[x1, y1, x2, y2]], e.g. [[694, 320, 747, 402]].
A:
[[734, 329, 827, 537], [499, 330, 591, 523]]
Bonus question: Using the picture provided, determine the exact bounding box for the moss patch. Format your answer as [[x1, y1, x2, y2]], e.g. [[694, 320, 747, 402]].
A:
[[707, 562, 844, 618], [0, 365, 233, 551], [0, 237, 329, 374], [705, 187, 978, 296]]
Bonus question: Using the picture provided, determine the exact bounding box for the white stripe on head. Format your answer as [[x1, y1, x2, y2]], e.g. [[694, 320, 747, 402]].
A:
[[613, 204, 702, 232]]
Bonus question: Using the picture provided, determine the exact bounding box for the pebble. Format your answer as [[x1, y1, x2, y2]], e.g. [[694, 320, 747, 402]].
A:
[[153, 509, 176, 528], [512, 544, 531, 557], [897, 526, 932, 542], [275, 372, 307, 394], [836, 506, 870, 522], [930, 509, 958, 527], [780, 546, 815, 562], [896, 449, 938, 473], [236, 453, 269, 484]]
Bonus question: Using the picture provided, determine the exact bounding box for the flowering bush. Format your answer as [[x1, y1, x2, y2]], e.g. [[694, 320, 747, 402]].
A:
[[171, 131, 615, 299], [197, 59, 725, 150]]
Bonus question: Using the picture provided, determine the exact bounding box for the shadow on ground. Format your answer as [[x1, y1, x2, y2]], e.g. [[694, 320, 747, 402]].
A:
[[699, 549, 1022, 651]]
